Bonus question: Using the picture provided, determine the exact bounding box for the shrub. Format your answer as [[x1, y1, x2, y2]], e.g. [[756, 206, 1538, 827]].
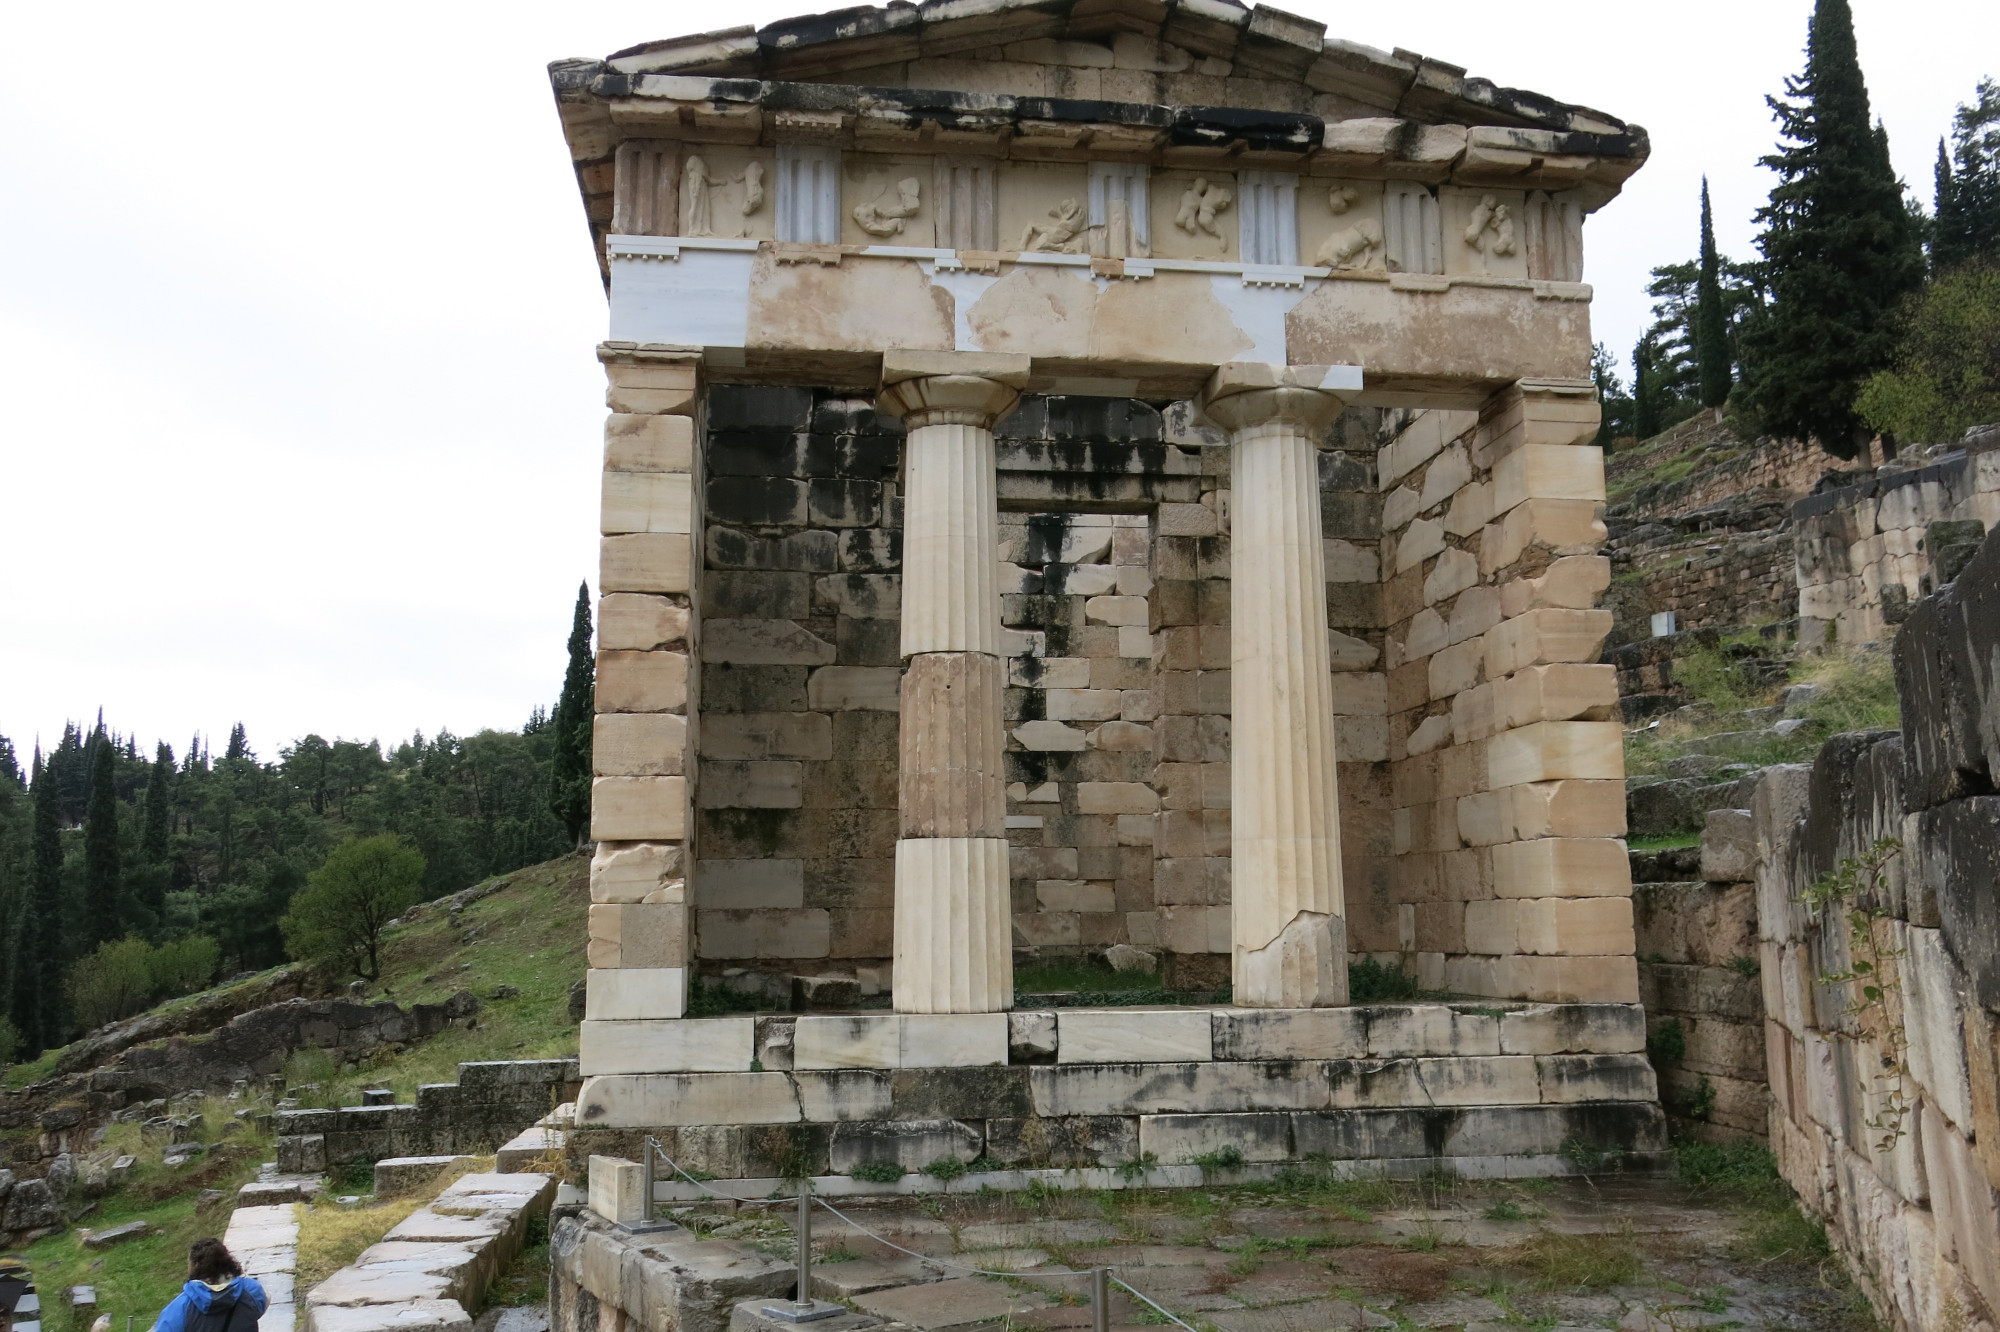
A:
[[1857, 261, 2000, 445], [281, 835, 426, 979], [68, 937, 159, 1030], [0, 1015, 19, 1065], [152, 935, 222, 997]]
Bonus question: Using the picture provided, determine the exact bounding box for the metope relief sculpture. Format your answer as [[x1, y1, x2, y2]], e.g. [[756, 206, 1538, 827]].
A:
[[1461, 193, 1517, 272], [854, 177, 923, 238], [1020, 198, 1087, 253], [1310, 182, 1384, 270], [678, 155, 767, 239], [1174, 178, 1233, 241]]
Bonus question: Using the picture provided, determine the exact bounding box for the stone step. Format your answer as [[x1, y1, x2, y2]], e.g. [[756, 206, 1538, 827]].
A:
[[497, 1128, 566, 1173]]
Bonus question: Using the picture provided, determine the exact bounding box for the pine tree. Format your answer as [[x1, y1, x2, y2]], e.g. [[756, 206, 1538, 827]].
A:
[[1696, 179, 1733, 409], [547, 582, 596, 847], [1932, 79, 2000, 271], [83, 733, 122, 948], [1739, 0, 1925, 458], [225, 723, 251, 762], [29, 749, 66, 1049]]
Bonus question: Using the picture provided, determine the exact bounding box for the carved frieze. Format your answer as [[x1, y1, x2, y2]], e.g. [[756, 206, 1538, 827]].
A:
[[604, 141, 1588, 286]]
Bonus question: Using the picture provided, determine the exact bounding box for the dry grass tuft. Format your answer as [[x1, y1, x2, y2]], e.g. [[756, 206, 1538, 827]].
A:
[[1509, 1228, 1644, 1289], [296, 1156, 494, 1289]]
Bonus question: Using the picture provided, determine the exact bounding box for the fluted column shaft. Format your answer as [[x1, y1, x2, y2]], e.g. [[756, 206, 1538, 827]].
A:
[[1200, 369, 1355, 1007], [877, 371, 1022, 1013]]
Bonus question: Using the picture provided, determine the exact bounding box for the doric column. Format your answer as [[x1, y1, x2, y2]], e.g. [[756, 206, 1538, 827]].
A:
[[877, 354, 1029, 1013], [1199, 363, 1362, 1007]]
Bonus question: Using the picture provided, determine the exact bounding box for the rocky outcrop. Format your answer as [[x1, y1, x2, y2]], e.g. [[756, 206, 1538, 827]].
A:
[[1, 992, 480, 1173]]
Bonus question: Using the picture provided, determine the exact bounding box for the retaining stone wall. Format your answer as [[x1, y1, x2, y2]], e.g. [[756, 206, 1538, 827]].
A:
[[274, 1059, 578, 1172], [1740, 524, 2000, 1329], [1794, 445, 2000, 647]]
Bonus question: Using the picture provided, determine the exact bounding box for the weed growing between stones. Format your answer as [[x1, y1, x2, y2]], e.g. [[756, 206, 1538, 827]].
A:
[[1345, 956, 1423, 1002], [1514, 1228, 1643, 1288], [1800, 836, 1910, 1151], [849, 1161, 907, 1183]]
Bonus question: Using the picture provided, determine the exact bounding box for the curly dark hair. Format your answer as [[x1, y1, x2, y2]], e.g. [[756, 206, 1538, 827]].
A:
[[187, 1239, 241, 1284]]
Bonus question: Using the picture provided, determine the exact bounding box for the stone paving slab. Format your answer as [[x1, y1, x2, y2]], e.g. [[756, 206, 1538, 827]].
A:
[[852, 1277, 1050, 1331]]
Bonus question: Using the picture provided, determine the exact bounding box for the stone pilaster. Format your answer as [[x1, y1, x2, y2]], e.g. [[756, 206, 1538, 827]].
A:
[[586, 343, 703, 1034], [1199, 364, 1359, 1007], [877, 354, 1029, 1014]]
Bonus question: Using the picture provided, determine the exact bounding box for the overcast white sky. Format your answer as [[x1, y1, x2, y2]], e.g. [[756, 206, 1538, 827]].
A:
[[1, 0, 1992, 761]]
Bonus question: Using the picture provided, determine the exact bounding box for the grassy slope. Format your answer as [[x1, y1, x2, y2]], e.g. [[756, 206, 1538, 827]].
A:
[[2, 854, 589, 1330]]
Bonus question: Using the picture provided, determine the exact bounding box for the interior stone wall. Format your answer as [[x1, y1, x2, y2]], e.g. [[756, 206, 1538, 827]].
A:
[[685, 387, 1391, 1000]]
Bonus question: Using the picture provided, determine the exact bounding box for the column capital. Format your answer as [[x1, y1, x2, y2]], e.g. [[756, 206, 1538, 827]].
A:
[[878, 373, 1022, 431], [1198, 362, 1361, 435]]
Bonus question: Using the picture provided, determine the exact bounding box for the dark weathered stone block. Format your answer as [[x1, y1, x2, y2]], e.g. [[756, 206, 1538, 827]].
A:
[[703, 664, 810, 712], [705, 571, 812, 619], [707, 385, 814, 432], [808, 480, 882, 528], [707, 477, 810, 526], [983, 1116, 1136, 1168], [890, 1067, 1034, 1120], [1908, 798, 2000, 1009]]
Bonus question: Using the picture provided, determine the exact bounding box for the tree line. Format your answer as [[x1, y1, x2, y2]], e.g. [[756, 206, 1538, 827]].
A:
[[1594, 0, 1999, 456], [0, 585, 599, 1062]]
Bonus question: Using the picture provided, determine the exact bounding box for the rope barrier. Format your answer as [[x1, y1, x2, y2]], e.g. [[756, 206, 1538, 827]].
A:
[[637, 1137, 1210, 1332]]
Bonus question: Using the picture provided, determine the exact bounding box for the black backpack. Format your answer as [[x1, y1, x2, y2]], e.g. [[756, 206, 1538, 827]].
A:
[[191, 1291, 258, 1332]]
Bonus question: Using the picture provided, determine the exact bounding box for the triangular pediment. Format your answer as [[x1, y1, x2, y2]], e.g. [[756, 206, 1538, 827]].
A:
[[600, 0, 1630, 137]]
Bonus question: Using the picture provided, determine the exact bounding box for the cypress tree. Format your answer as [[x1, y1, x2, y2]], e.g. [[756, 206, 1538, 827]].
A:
[[1632, 335, 1661, 441], [1695, 179, 1733, 409], [142, 742, 173, 862], [83, 734, 122, 947], [1739, 0, 1924, 458], [29, 749, 66, 1050], [8, 888, 46, 1059], [547, 581, 596, 847]]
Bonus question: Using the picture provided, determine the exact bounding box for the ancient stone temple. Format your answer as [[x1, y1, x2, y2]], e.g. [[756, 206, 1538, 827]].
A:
[[552, 0, 1662, 1185]]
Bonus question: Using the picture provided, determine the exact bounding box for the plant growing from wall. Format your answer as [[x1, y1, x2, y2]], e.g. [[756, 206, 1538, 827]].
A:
[[1799, 835, 1910, 1152]]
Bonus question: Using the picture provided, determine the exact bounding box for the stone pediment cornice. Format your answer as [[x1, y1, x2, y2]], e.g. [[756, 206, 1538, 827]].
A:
[[577, 1, 1634, 142]]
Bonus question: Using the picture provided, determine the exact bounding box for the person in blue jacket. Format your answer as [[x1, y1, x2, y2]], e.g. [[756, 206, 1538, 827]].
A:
[[155, 1240, 266, 1332]]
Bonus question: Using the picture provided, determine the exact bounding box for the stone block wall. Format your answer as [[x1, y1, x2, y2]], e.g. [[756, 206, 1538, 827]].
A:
[[675, 387, 1393, 996], [1794, 445, 2000, 647], [1742, 528, 2000, 1329], [1632, 816, 1768, 1140], [1375, 383, 1636, 1002], [275, 1058, 580, 1171], [1611, 419, 1876, 522], [1603, 530, 1796, 649]]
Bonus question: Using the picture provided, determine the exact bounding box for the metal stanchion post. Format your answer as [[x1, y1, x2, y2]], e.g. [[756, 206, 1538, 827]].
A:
[[759, 1179, 840, 1323], [1092, 1269, 1109, 1332]]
